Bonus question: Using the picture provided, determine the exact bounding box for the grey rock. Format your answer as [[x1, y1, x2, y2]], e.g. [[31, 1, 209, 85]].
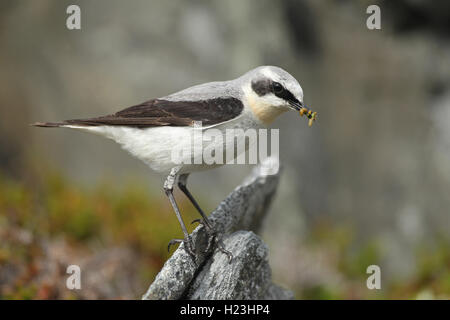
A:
[[142, 160, 293, 300], [187, 231, 293, 299]]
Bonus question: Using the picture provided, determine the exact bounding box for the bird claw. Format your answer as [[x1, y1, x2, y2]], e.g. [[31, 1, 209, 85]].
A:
[[216, 238, 233, 263], [167, 237, 196, 261], [170, 219, 232, 263], [191, 218, 213, 230], [191, 219, 233, 262]]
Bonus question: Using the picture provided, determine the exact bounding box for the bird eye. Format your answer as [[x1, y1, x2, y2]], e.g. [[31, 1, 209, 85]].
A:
[[272, 82, 284, 94]]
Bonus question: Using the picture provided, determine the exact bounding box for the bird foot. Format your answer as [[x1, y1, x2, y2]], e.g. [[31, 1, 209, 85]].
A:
[[167, 237, 196, 262], [191, 219, 233, 262]]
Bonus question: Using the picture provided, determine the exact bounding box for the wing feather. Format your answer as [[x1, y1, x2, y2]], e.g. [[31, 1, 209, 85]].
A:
[[59, 97, 243, 128]]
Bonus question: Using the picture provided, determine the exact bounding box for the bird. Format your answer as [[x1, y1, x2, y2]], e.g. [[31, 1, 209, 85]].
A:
[[33, 65, 312, 261]]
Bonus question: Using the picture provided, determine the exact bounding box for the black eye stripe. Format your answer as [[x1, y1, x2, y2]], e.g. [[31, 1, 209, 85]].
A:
[[273, 84, 299, 103], [251, 79, 299, 104]]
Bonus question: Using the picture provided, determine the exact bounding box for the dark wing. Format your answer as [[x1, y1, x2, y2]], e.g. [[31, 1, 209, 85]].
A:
[[36, 97, 244, 128]]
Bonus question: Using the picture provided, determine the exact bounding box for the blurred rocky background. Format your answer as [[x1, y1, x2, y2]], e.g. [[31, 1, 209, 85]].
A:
[[0, 0, 449, 299]]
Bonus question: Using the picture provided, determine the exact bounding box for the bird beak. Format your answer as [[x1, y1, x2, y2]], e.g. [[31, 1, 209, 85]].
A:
[[288, 100, 303, 111]]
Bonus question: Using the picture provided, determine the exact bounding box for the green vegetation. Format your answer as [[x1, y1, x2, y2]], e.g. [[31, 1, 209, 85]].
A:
[[0, 170, 198, 299], [0, 171, 448, 299]]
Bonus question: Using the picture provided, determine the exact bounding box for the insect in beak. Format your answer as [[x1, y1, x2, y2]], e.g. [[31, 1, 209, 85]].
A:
[[299, 107, 317, 127], [290, 100, 317, 127]]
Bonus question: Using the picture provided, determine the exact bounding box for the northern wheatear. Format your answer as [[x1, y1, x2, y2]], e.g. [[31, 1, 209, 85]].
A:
[[33, 66, 315, 261]]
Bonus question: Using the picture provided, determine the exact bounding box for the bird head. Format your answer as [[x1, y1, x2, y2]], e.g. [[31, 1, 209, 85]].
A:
[[242, 66, 307, 125]]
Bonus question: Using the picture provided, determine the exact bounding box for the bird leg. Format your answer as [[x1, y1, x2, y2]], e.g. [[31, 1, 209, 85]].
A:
[[178, 174, 233, 262], [164, 167, 196, 260]]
